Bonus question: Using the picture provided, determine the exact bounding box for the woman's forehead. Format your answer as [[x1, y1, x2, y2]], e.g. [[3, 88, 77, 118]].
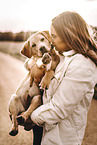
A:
[[50, 25, 58, 35]]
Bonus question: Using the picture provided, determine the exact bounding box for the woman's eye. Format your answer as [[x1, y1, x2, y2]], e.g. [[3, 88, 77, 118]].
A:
[[40, 38, 44, 42], [51, 34, 57, 38], [32, 44, 36, 47]]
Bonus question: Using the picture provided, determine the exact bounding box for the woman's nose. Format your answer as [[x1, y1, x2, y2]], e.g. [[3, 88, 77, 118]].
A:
[[50, 37, 54, 44]]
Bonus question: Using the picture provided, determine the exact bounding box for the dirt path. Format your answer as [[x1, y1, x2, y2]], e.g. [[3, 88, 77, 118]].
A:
[[0, 52, 32, 145], [82, 99, 97, 145], [0, 51, 97, 145]]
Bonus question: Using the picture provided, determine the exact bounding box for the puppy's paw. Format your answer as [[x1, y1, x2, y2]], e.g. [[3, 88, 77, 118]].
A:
[[16, 115, 25, 125], [9, 130, 18, 136], [39, 76, 51, 90], [39, 80, 49, 90], [40, 70, 54, 89]]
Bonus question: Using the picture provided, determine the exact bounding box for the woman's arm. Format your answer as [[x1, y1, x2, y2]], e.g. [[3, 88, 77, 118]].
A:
[[31, 58, 97, 126]]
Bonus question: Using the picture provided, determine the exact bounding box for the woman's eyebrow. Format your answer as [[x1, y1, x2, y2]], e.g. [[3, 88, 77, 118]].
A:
[[51, 34, 58, 38]]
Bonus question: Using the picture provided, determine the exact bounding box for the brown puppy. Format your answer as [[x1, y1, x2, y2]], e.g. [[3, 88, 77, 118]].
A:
[[8, 31, 60, 137], [17, 31, 60, 121]]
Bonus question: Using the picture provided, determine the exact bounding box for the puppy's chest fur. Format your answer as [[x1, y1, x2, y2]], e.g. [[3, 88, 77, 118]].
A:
[[30, 63, 46, 79], [36, 58, 52, 71]]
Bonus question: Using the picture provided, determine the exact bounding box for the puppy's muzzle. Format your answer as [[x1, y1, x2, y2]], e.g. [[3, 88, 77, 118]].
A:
[[42, 53, 51, 64], [39, 46, 48, 55]]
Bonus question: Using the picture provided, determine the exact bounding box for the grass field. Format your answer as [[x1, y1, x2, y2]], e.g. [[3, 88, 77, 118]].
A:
[[0, 41, 26, 61]]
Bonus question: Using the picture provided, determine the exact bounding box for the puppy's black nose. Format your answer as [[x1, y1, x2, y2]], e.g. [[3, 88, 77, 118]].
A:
[[39, 46, 47, 54]]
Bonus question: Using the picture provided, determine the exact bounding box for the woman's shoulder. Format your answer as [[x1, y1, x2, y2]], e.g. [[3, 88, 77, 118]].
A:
[[66, 53, 97, 82], [70, 53, 96, 70], [64, 53, 97, 84]]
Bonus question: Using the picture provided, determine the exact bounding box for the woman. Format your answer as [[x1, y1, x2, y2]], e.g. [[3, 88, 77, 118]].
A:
[[31, 11, 97, 145]]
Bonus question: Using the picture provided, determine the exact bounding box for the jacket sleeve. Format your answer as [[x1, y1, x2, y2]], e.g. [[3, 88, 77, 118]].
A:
[[31, 60, 96, 127]]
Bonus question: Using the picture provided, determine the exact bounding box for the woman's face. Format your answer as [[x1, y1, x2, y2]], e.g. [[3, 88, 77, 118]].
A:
[[50, 25, 71, 54]]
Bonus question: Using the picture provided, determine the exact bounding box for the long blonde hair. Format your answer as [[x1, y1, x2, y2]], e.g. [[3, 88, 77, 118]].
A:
[[52, 11, 97, 65]]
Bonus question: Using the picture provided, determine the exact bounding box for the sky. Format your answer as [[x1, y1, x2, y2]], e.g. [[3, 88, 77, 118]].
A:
[[0, 0, 97, 33]]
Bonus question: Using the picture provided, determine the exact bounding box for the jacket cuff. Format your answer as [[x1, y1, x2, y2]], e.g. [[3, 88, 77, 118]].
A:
[[31, 109, 44, 127]]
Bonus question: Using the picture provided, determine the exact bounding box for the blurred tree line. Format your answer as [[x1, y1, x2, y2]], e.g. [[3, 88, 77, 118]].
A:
[[0, 31, 37, 41], [0, 26, 97, 42]]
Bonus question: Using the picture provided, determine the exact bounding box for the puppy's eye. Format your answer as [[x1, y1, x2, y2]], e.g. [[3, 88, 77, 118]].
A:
[[32, 44, 36, 47], [40, 38, 44, 42]]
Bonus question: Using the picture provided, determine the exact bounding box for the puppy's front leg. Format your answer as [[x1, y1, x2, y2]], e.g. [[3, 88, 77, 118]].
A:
[[40, 70, 54, 89], [30, 75, 34, 87], [17, 95, 42, 125], [9, 115, 18, 136]]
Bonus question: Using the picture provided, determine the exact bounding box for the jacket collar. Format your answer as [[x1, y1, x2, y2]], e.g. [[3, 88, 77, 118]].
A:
[[63, 50, 76, 57], [55, 50, 76, 79]]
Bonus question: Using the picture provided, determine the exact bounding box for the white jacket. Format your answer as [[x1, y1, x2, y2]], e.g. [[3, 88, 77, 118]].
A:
[[31, 50, 97, 145]]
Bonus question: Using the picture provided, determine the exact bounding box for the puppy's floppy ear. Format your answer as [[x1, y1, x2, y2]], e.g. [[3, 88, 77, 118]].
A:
[[41, 31, 51, 43], [20, 41, 31, 58]]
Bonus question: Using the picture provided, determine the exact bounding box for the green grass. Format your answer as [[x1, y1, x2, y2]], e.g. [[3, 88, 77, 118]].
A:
[[0, 41, 26, 61]]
